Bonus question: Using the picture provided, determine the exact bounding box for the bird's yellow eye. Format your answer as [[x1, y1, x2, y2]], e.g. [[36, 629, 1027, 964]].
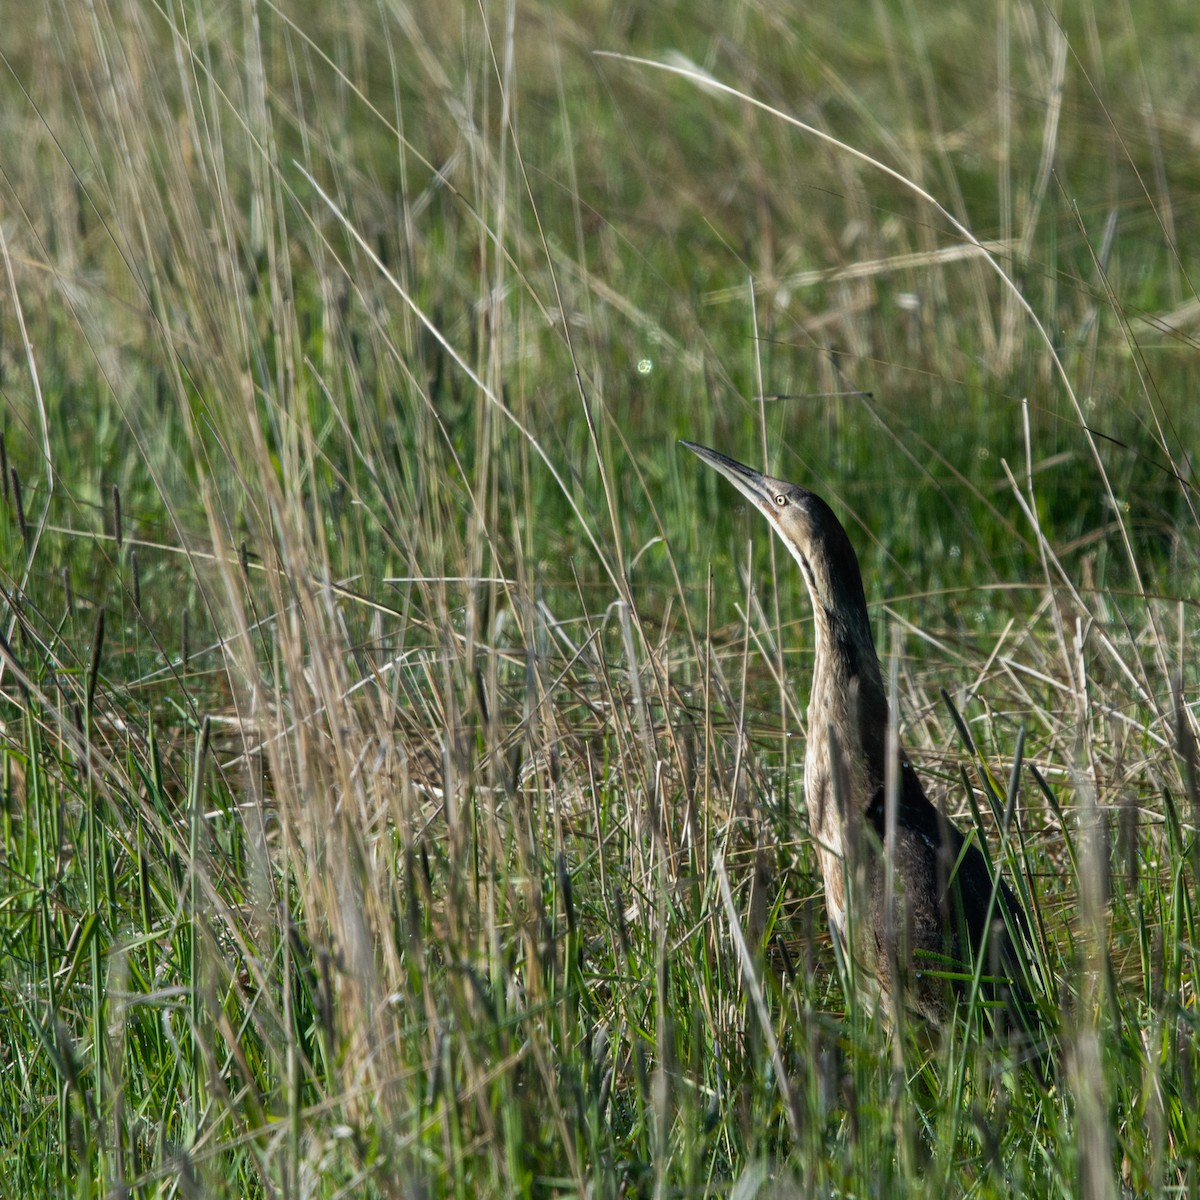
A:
[[774, 493, 788, 507]]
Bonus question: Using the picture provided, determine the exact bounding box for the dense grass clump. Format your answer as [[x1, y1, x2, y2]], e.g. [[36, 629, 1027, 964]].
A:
[[0, 0, 1197, 1195]]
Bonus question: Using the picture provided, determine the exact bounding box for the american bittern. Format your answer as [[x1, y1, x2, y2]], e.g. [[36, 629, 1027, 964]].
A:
[[683, 440, 1038, 1032]]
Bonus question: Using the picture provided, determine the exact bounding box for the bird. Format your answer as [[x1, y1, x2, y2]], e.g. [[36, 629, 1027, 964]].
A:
[[682, 440, 1040, 1037]]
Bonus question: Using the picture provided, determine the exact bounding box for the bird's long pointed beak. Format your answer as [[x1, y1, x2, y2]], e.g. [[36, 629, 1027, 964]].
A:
[[679, 440, 775, 513]]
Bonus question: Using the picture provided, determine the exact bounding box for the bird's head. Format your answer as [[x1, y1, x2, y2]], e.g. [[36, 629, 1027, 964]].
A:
[[680, 440, 871, 635]]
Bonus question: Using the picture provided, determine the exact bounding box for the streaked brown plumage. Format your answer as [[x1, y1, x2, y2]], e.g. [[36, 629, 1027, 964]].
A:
[[683, 440, 1037, 1031]]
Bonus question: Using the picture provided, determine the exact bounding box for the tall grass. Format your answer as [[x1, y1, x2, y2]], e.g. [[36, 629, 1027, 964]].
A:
[[0, 0, 1197, 1194]]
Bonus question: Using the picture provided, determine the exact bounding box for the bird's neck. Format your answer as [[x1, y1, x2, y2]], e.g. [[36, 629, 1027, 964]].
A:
[[810, 603, 888, 789]]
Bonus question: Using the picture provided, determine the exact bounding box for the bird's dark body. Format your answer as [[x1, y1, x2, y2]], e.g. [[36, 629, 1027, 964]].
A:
[[682, 440, 1037, 1032], [858, 763, 1032, 1023]]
